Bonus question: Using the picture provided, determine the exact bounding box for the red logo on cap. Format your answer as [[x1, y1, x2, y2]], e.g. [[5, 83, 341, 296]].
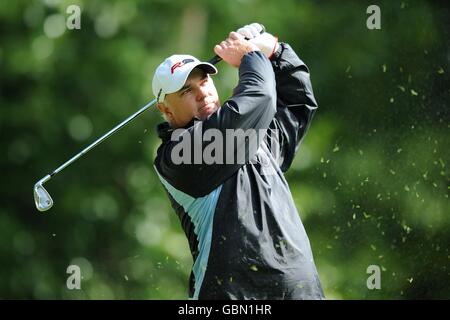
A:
[[171, 59, 194, 74]]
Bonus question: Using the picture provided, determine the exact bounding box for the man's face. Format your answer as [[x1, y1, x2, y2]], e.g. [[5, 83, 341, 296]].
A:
[[157, 68, 220, 128]]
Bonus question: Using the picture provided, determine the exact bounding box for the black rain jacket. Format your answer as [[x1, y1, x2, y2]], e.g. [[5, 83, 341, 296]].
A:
[[154, 44, 324, 299]]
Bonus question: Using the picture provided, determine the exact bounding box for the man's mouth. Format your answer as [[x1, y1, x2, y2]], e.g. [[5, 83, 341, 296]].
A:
[[199, 102, 216, 112], [196, 102, 218, 120]]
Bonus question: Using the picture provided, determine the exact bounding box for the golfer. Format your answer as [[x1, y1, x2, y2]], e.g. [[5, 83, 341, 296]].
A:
[[152, 23, 324, 299]]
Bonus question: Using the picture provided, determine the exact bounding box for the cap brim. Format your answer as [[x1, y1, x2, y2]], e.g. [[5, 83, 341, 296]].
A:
[[195, 62, 218, 75], [168, 62, 218, 95]]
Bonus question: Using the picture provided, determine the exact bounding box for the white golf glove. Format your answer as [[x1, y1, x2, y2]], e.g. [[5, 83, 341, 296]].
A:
[[237, 23, 279, 58]]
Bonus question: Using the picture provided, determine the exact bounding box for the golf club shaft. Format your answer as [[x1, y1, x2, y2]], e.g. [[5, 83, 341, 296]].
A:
[[42, 52, 220, 180], [47, 99, 156, 179], [36, 23, 266, 184]]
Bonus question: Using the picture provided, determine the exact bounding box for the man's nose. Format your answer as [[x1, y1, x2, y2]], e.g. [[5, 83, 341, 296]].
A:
[[196, 86, 208, 101]]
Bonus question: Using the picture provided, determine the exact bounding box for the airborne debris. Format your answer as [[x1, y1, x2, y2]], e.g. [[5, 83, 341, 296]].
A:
[[402, 224, 412, 234], [333, 144, 340, 152]]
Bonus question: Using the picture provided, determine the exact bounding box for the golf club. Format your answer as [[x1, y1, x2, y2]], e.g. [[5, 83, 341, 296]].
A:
[[33, 99, 157, 212], [33, 24, 265, 212]]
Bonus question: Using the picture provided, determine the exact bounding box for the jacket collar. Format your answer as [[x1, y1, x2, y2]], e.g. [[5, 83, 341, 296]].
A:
[[156, 118, 196, 142]]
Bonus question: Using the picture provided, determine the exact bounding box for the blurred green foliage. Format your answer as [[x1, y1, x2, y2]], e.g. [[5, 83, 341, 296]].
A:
[[0, 0, 448, 299]]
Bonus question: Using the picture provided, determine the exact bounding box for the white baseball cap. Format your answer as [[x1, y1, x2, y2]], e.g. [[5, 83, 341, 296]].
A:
[[152, 54, 218, 103]]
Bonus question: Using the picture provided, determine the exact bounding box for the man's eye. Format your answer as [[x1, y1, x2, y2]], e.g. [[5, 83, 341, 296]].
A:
[[181, 88, 191, 96]]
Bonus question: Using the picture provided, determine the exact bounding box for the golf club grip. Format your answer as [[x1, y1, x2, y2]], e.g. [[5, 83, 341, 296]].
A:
[[208, 23, 266, 65], [208, 55, 222, 65]]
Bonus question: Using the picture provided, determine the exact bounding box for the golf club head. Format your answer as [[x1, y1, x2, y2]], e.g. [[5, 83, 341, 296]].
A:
[[34, 175, 53, 212]]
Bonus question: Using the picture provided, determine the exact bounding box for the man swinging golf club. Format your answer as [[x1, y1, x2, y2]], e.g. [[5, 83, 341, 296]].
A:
[[152, 23, 324, 299]]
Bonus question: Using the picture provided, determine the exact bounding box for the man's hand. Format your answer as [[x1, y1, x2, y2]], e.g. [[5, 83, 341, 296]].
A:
[[214, 32, 260, 68], [237, 23, 279, 59]]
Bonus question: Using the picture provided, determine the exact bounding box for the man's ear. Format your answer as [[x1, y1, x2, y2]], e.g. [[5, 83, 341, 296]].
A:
[[156, 102, 173, 124], [156, 102, 171, 117]]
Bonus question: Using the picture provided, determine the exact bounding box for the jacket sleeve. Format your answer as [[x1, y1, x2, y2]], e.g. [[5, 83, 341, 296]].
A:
[[155, 50, 277, 197], [268, 42, 318, 172]]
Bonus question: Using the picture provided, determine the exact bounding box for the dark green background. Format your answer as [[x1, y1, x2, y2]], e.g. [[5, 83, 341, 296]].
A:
[[1, 0, 448, 299]]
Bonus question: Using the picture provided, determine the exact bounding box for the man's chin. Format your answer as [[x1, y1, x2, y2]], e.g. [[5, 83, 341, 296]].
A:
[[197, 104, 219, 120]]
